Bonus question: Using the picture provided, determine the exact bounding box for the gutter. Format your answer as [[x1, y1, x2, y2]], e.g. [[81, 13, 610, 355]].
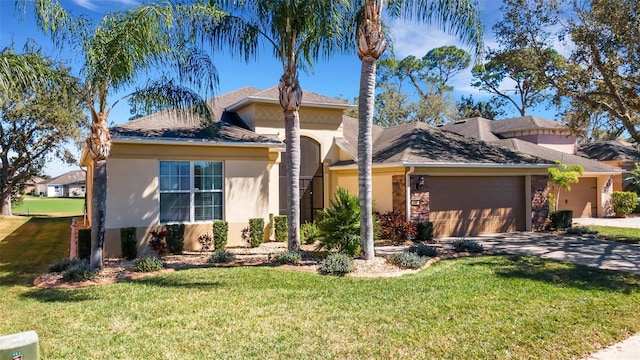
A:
[[111, 136, 285, 150], [329, 161, 557, 171]]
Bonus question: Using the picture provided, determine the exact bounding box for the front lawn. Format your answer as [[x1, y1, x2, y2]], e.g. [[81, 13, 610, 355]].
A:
[[11, 195, 84, 217], [2, 218, 639, 359], [589, 226, 640, 244]]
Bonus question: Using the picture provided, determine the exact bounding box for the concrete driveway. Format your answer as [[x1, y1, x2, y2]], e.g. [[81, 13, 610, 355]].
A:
[[572, 216, 640, 229]]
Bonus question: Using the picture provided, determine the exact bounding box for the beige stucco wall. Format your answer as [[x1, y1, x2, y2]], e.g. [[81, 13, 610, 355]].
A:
[[330, 167, 405, 213], [101, 141, 276, 257]]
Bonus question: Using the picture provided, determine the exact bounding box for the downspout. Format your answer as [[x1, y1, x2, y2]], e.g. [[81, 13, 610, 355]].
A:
[[406, 166, 415, 222]]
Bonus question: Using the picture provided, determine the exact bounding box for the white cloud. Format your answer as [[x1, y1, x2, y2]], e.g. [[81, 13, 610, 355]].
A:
[[71, 0, 139, 12], [72, 0, 98, 11]]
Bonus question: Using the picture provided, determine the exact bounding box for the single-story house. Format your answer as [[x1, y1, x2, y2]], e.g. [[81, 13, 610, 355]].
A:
[[23, 176, 45, 195], [80, 86, 558, 257], [439, 117, 622, 218], [41, 170, 86, 198]]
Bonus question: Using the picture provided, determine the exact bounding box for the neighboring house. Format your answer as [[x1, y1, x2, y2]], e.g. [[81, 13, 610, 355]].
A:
[[23, 176, 45, 195], [42, 170, 86, 198], [80, 87, 557, 257], [440, 116, 622, 218], [577, 140, 640, 191]]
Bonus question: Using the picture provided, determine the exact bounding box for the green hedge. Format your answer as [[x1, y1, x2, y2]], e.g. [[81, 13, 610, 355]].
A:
[[166, 224, 185, 254], [120, 227, 137, 260], [77, 229, 91, 260], [213, 220, 228, 250], [610, 191, 638, 217], [249, 218, 265, 247], [274, 215, 287, 242], [549, 210, 573, 230]]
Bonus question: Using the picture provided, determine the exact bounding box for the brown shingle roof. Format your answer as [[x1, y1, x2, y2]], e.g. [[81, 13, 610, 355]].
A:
[[491, 115, 568, 134], [498, 139, 621, 173], [235, 86, 354, 108], [577, 141, 640, 162], [438, 117, 501, 141], [43, 170, 85, 185]]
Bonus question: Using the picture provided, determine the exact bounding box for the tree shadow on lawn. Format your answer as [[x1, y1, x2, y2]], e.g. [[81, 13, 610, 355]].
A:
[[20, 288, 98, 303], [468, 255, 640, 294]]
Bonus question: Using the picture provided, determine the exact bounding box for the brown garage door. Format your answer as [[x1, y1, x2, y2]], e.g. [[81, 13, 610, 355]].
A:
[[557, 177, 597, 218], [429, 176, 526, 237]]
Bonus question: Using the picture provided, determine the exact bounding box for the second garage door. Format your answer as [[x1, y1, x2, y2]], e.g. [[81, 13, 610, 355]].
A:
[[429, 176, 526, 237]]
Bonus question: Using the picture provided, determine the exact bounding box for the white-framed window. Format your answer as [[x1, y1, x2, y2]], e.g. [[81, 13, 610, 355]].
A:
[[159, 161, 223, 223]]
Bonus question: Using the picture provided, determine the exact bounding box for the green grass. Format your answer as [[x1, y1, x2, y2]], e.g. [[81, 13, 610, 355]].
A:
[[11, 195, 84, 216], [1, 219, 640, 359], [588, 226, 640, 244]]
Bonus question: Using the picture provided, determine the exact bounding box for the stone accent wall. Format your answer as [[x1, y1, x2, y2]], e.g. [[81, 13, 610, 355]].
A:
[[409, 175, 430, 223], [531, 175, 550, 231], [391, 175, 406, 218]]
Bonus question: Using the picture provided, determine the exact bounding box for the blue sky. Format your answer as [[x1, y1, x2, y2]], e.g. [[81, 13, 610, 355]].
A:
[[1, 0, 557, 177]]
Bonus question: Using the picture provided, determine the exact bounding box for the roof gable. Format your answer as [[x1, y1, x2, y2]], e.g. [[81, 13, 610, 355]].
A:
[[44, 170, 85, 185]]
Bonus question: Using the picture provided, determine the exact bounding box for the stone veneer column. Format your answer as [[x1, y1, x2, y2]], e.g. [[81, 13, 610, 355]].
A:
[[530, 175, 550, 231], [409, 175, 430, 223], [392, 175, 406, 218]]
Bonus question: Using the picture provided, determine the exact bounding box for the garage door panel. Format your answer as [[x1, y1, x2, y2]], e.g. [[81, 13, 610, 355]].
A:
[[429, 176, 525, 237]]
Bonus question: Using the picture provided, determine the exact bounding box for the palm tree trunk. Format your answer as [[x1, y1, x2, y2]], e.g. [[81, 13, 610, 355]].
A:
[[359, 57, 377, 260], [284, 111, 301, 251], [90, 159, 107, 269]]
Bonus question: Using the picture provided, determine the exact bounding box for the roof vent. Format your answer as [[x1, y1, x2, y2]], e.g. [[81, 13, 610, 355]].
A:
[[454, 120, 467, 124]]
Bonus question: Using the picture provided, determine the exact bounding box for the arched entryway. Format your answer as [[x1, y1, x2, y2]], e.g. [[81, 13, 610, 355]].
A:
[[279, 136, 324, 224]]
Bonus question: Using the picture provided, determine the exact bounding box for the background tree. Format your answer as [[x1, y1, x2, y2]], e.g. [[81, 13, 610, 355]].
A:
[[31, 0, 219, 269], [456, 94, 504, 119], [0, 46, 85, 215], [355, 0, 483, 260], [206, 0, 351, 251]]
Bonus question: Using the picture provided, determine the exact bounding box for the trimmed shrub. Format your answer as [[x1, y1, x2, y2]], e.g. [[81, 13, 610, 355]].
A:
[[198, 233, 213, 252], [376, 210, 416, 244], [62, 261, 98, 282], [549, 210, 573, 230], [166, 224, 185, 254], [135, 256, 164, 272], [452, 239, 484, 253], [48, 257, 84, 273], [301, 221, 321, 245], [408, 243, 438, 258], [634, 201, 640, 214], [274, 251, 302, 265], [77, 229, 91, 260], [249, 218, 265, 247], [415, 222, 434, 242], [120, 227, 137, 260], [566, 226, 598, 235], [212, 220, 229, 250], [610, 191, 638, 217], [319, 253, 354, 275], [316, 188, 362, 257], [149, 229, 167, 257], [274, 216, 288, 242], [208, 250, 236, 263], [387, 252, 427, 269]]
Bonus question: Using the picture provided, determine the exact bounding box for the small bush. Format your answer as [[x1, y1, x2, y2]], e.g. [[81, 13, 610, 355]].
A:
[[376, 210, 416, 244], [316, 188, 362, 257], [549, 210, 573, 230], [62, 261, 98, 282], [208, 250, 236, 263], [135, 256, 164, 272], [610, 191, 638, 217], [212, 220, 229, 250], [387, 252, 427, 269], [274, 215, 288, 242], [249, 218, 265, 247], [166, 224, 185, 254], [407, 243, 438, 258], [198, 233, 213, 252], [634, 201, 640, 214], [48, 257, 84, 273], [301, 221, 321, 245], [566, 226, 599, 235], [120, 227, 137, 260], [452, 239, 484, 253], [415, 222, 434, 242], [77, 229, 91, 260], [319, 253, 354, 275], [274, 251, 302, 265], [149, 229, 167, 257]]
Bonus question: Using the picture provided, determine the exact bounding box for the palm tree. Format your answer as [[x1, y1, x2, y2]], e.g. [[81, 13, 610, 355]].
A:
[[205, 0, 352, 251], [30, 0, 220, 269], [355, 0, 484, 260]]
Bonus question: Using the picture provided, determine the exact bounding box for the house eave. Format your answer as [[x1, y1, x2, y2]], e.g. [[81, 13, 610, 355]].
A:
[[329, 161, 557, 170], [226, 96, 356, 112], [111, 136, 285, 150]]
